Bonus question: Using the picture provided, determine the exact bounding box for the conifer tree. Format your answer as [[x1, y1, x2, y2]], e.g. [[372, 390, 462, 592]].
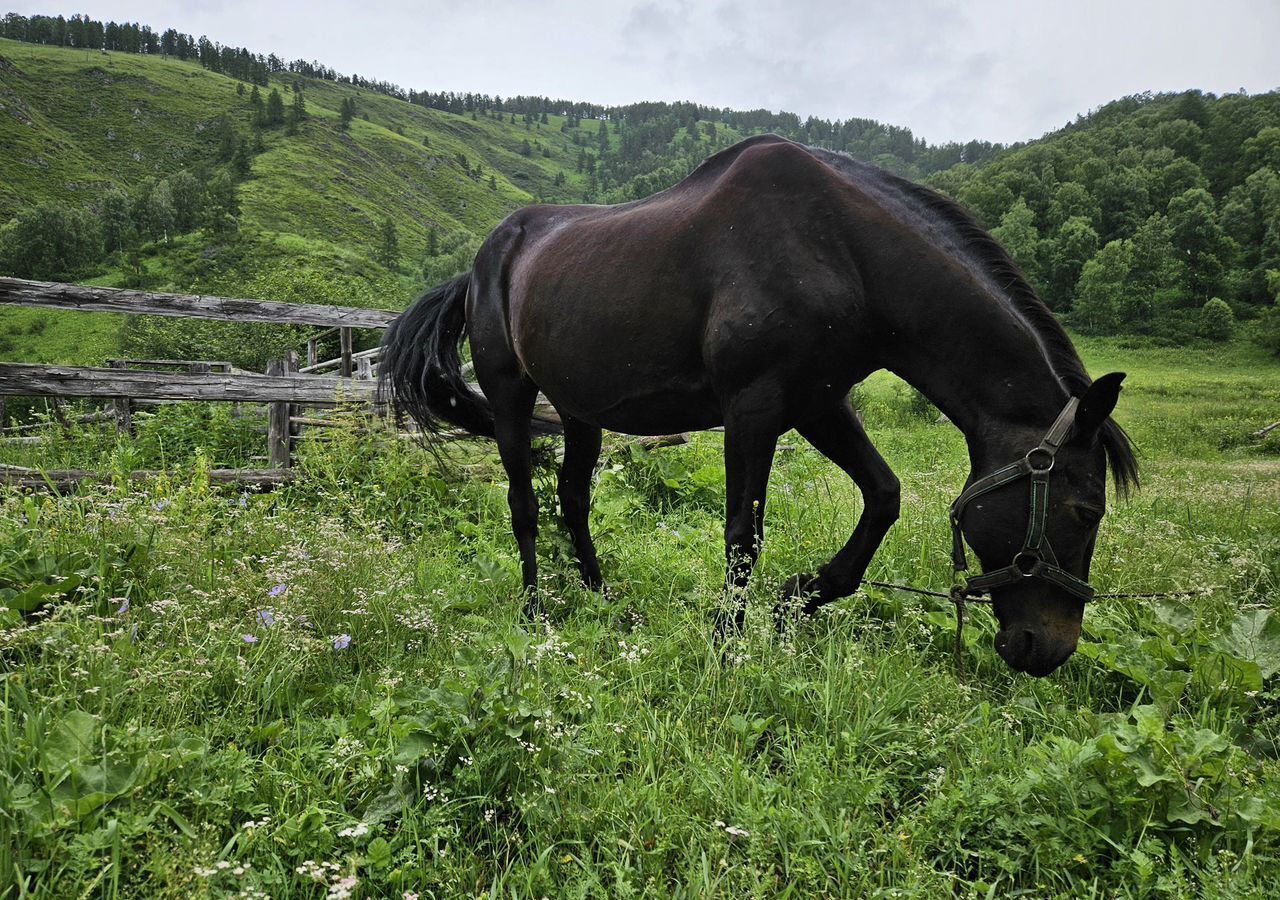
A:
[[266, 88, 285, 126], [232, 138, 253, 177], [377, 217, 400, 269], [249, 84, 264, 126]]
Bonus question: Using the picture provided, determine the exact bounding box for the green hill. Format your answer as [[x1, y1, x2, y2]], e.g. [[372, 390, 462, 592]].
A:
[[0, 37, 749, 365]]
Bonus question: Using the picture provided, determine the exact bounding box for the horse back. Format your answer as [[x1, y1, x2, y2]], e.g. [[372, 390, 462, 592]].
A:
[[468, 137, 899, 432]]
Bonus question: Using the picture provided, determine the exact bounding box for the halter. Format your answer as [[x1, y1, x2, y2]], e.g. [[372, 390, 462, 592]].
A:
[[948, 396, 1096, 603]]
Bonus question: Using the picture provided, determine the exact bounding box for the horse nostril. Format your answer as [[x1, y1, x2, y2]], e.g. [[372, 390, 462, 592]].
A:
[[1014, 628, 1036, 660], [995, 627, 1040, 670]]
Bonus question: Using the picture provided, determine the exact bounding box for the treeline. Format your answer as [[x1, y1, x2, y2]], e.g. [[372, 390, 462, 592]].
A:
[[924, 90, 1280, 346]]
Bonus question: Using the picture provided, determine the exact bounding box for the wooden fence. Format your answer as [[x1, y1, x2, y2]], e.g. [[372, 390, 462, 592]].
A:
[[0, 276, 394, 487]]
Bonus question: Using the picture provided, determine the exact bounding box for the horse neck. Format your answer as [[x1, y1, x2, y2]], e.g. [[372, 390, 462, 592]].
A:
[[883, 285, 1072, 473]]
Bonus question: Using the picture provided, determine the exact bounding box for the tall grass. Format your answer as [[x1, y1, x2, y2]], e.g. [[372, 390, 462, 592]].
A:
[[1, 340, 1278, 897]]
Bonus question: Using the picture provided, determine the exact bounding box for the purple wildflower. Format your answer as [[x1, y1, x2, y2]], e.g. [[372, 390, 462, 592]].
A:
[[269, 584, 288, 598], [257, 610, 276, 627], [333, 634, 351, 651], [242, 634, 259, 644], [116, 597, 130, 615]]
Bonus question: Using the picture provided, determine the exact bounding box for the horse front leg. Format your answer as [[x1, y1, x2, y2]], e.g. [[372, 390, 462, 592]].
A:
[[778, 399, 901, 623], [716, 389, 782, 634]]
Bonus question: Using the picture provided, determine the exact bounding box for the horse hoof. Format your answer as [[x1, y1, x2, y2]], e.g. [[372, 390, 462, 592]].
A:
[[523, 595, 546, 621], [774, 573, 821, 631], [713, 608, 745, 638]]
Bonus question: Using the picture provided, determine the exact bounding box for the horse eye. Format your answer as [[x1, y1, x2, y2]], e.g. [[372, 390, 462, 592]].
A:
[[1076, 507, 1103, 527]]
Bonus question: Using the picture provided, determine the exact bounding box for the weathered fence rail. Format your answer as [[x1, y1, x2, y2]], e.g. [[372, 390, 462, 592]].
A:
[[0, 463, 294, 491], [0, 277, 399, 328], [0, 362, 377, 404]]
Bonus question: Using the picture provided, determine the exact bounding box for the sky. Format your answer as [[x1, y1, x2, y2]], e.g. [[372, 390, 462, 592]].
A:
[[9, 0, 1280, 146]]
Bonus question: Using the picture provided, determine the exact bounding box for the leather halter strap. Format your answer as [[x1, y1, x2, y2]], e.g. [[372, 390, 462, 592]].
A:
[[948, 396, 1095, 603]]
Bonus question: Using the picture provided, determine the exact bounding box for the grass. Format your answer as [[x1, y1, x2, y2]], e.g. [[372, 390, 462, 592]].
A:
[[1, 340, 1278, 897]]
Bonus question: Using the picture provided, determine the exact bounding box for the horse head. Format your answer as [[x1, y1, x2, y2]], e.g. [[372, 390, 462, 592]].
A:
[[954, 373, 1126, 676]]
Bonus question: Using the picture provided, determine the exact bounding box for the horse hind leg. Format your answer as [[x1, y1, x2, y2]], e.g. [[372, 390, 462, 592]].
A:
[[488, 377, 543, 618], [557, 414, 604, 590], [778, 399, 900, 624]]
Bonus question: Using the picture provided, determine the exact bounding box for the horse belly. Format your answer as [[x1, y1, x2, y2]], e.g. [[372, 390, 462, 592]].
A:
[[512, 281, 721, 433]]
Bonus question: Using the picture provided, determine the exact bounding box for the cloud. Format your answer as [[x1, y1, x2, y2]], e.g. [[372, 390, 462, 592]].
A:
[[11, 0, 1278, 144]]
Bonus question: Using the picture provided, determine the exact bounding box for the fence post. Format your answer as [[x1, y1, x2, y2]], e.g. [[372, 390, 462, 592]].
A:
[[306, 338, 318, 368], [266, 351, 298, 468], [339, 327, 353, 378], [108, 360, 133, 435]]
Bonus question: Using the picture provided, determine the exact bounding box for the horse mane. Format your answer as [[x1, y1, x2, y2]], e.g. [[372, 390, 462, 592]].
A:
[[809, 145, 1139, 494]]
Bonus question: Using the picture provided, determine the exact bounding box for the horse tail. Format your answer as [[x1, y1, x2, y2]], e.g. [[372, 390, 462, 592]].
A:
[[378, 273, 497, 439]]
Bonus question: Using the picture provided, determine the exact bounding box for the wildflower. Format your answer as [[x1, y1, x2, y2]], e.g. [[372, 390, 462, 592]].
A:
[[338, 822, 370, 838], [333, 634, 351, 651], [115, 597, 130, 615], [242, 634, 258, 644], [257, 610, 276, 627], [329, 875, 358, 900], [713, 819, 750, 839], [269, 584, 288, 598]]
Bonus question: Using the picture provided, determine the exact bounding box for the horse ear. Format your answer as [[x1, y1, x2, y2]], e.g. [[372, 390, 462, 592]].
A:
[[1073, 372, 1126, 440]]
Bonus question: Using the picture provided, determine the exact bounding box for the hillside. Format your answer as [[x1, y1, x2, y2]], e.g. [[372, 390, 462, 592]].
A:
[[0, 37, 750, 365], [2, 34, 1279, 370]]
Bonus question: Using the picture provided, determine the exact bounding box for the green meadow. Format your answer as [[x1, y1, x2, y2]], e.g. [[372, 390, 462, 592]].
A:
[[2, 336, 1278, 898]]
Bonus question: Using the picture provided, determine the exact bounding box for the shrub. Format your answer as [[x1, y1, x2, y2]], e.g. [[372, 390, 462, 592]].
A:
[[1199, 297, 1234, 341], [0, 202, 102, 280], [1254, 305, 1280, 356]]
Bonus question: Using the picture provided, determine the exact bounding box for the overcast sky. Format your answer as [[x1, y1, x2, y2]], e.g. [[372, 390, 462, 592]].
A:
[[9, 0, 1280, 145]]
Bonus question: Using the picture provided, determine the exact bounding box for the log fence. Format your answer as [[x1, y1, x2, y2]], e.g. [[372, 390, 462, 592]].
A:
[[0, 277, 393, 488]]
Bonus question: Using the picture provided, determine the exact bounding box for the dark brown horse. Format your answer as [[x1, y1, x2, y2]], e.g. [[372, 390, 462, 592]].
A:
[[381, 134, 1137, 677]]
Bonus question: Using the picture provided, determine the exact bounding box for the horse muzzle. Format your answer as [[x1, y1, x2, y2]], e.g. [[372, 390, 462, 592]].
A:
[[994, 624, 1078, 676]]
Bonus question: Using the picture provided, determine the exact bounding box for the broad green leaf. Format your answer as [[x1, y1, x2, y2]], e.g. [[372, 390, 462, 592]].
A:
[[41, 710, 98, 775], [505, 629, 532, 664], [1194, 652, 1263, 695], [1166, 794, 1217, 826], [1212, 610, 1280, 679], [367, 837, 393, 868]]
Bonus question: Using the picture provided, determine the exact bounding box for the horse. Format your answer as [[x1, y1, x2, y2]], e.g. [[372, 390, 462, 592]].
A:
[[380, 134, 1138, 677]]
